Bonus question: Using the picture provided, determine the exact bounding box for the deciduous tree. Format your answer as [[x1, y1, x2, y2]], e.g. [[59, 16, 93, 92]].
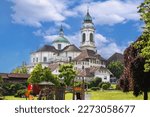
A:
[[41, 67, 60, 86], [12, 63, 28, 74], [58, 64, 76, 86], [120, 0, 150, 100], [28, 64, 60, 86], [28, 64, 43, 83], [107, 61, 124, 79], [135, 0, 150, 72]]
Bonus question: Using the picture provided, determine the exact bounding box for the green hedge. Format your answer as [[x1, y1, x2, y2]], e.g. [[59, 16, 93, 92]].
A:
[[91, 87, 100, 91], [99, 82, 111, 90], [14, 89, 26, 98]]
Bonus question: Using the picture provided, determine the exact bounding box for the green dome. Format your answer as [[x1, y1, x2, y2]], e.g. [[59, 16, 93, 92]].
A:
[[52, 36, 70, 44], [52, 25, 70, 44], [84, 11, 92, 22]]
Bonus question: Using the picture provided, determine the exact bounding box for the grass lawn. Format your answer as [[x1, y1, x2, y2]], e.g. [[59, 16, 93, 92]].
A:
[[4, 96, 26, 100], [4, 90, 150, 100], [89, 90, 149, 100], [4, 96, 38, 100], [65, 90, 150, 100], [65, 93, 73, 100]]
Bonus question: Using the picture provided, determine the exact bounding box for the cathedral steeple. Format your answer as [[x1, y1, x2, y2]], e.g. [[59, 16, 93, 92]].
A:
[[84, 8, 92, 23], [52, 25, 70, 50], [80, 9, 96, 52], [59, 25, 64, 37]]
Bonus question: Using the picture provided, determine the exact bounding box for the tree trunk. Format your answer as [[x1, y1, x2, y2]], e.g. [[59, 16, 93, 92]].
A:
[[144, 89, 148, 100]]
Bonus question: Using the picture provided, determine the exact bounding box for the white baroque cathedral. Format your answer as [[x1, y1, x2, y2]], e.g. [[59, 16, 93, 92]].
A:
[[27, 10, 112, 82]]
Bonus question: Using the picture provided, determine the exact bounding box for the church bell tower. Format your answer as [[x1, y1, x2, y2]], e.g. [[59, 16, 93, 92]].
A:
[[80, 9, 96, 52]]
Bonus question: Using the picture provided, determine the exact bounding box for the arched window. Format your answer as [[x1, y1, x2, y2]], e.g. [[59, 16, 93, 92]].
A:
[[33, 58, 35, 63], [82, 33, 86, 43], [90, 33, 93, 42], [58, 44, 61, 50], [43, 57, 47, 62], [69, 56, 72, 62]]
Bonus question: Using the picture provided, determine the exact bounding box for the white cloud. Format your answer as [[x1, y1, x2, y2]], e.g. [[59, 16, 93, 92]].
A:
[[67, 32, 81, 47], [11, 0, 76, 27], [127, 40, 134, 45], [55, 22, 71, 29], [95, 33, 125, 58], [10, 0, 139, 58], [33, 22, 71, 37], [44, 35, 58, 42], [133, 22, 144, 32], [95, 33, 109, 43], [97, 42, 125, 59], [33, 26, 59, 37], [10, 0, 142, 27], [75, 0, 142, 25]]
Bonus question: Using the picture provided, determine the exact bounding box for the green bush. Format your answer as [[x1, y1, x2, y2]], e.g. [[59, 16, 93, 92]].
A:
[[115, 84, 121, 90], [0, 87, 3, 99], [102, 84, 109, 90], [15, 89, 26, 98], [99, 82, 111, 90], [2, 83, 27, 96], [89, 77, 102, 88], [91, 87, 100, 91], [99, 82, 111, 88]]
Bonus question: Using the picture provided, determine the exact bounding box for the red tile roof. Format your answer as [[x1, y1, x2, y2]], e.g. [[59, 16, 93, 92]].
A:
[[49, 63, 60, 71], [74, 49, 105, 61]]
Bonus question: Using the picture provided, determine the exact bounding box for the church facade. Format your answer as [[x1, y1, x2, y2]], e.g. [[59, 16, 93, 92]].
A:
[[27, 10, 112, 82]]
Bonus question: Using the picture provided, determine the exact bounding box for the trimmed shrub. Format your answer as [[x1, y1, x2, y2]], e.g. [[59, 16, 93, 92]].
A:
[[115, 84, 121, 90], [3, 83, 27, 96], [91, 87, 100, 91], [15, 89, 26, 98], [89, 77, 102, 88], [99, 82, 111, 88], [102, 84, 109, 90], [99, 82, 111, 90]]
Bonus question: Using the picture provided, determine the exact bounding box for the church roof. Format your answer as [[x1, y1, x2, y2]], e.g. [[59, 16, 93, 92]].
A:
[[77, 68, 94, 77], [49, 63, 60, 72], [36, 45, 58, 53], [95, 54, 106, 61], [107, 52, 124, 65], [84, 10, 92, 23], [52, 36, 70, 44], [77, 66, 112, 77], [90, 66, 112, 74], [73, 49, 105, 61], [52, 25, 70, 44], [63, 44, 81, 52]]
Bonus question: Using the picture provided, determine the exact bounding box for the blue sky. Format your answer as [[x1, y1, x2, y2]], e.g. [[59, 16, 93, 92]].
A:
[[0, 0, 143, 73]]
